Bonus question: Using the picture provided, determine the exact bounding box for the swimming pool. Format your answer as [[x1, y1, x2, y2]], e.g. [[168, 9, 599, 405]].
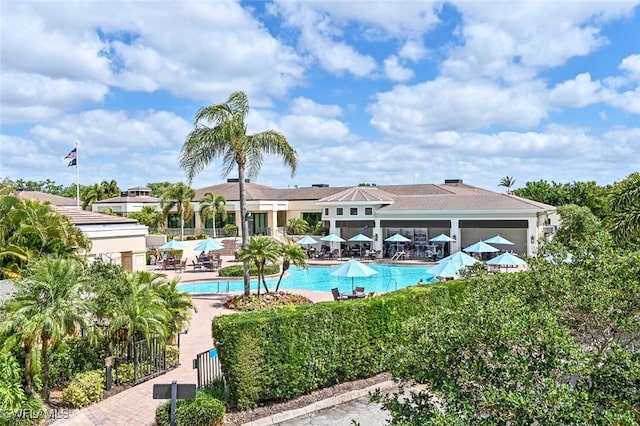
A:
[[177, 264, 436, 294]]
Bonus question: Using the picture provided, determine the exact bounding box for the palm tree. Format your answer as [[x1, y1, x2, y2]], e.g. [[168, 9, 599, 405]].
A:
[[274, 239, 308, 293], [605, 172, 640, 245], [153, 278, 197, 344], [1, 257, 93, 402], [236, 236, 280, 294], [108, 272, 169, 344], [180, 91, 298, 296], [285, 218, 309, 236], [128, 206, 163, 230], [81, 183, 105, 210], [160, 182, 195, 241], [499, 176, 517, 193], [200, 191, 227, 237]]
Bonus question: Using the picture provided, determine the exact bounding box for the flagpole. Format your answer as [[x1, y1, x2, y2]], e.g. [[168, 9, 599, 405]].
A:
[[75, 142, 80, 209]]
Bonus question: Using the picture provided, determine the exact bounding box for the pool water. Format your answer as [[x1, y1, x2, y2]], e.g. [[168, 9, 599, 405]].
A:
[[177, 264, 436, 294]]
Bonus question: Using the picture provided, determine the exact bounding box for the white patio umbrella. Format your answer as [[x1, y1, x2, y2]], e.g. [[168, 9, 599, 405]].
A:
[[194, 238, 224, 252], [297, 235, 319, 255], [330, 258, 378, 292], [429, 233, 456, 259], [348, 233, 373, 257], [486, 252, 527, 267], [463, 241, 499, 254], [438, 251, 480, 266], [321, 233, 346, 257], [385, 233, 411, 254], [158, 240, 186, 250], [426, 260, 463, 279], [484, 235, 514, 245]]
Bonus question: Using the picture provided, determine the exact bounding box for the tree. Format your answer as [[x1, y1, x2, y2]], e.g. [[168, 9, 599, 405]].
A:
[[605, 172, 640, 246], [498, 176, 516, 193], [1, 257, 93, 402], [285, 218, 309, 235], [180, 91, 298, 296], [147, 181, 173, 198], [554, 204, 604, 249], [236, 236, 280, 294], [128, 206, 163, 230], [153, 279, 197, 343], [160, 182, 195, 241], [274, 239, 308, 293], [81, 183, 105, 210], [200, 191, 227, 237]]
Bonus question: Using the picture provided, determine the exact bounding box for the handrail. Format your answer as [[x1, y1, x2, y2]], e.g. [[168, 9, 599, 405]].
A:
[[385, 279, 398, 292]]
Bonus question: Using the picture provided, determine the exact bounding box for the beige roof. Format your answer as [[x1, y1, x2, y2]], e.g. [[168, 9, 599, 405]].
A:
[[98, 195, 159, 203], [16, 189, 77, 206], [379, 193, 554, 212], [54, 207, 139, 225], [318, 186, 396, 203]]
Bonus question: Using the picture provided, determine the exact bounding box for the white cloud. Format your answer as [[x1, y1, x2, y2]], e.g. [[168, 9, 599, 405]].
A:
[[383, 56, 414, 82], [620, 54, 640, 81], [398, 40, 427, 62], [548, 73, 606, 109], [290, 98, 342, 117], [369, 78, 547, 135]]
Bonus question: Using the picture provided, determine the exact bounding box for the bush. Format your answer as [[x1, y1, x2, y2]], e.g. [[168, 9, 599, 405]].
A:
[[223, 292, 312, 311], [62, 370, 105, 408], [155, 390, 225, 426], [115, 362, 134, 384], [212, 283, 460, 409], [166, 345, 180, 368], [201, 379, 228, 402], [218, 264, 279, 278], [0, 395, 45, 426], [223, 224, 237, 237], [49, 338, 107, 388]]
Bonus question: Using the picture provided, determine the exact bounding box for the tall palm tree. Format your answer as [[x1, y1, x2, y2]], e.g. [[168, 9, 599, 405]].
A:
[[81, 183, 105, 210], [180, 91, 298, 296], [285, 218, 309, 236], [605, 172, 640, 245], [200, 191, 227, 237], [236, 236, 280, 294], [128, 206, 163, 230], [1, 257, 93, 402], [499, 176, 517, 193], [274, 239, 308, 293], [160, 182, 195, 241]]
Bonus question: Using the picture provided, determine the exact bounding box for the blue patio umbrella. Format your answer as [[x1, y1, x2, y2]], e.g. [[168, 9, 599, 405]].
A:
[[438, 251, 480, 266], [321, 233, 346, 257], [463, 241, 499, 254], [429, 233, 456, 243], [297, 235, 319, 245], [330, 258, 378, 292], [385, 233, 411, 254], [348, 233, 373, 257], [194, 238, 224, 252], [426, 260, 463, 279], [486, 252, 527, 267], [484, 235, 514, 245], [159, 240, 186, 250]]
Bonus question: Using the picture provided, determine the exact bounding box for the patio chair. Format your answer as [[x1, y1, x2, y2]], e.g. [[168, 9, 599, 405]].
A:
[[191, 260, 203, 271], [331, 288, 348, 301], [175, 260, 187, 273]]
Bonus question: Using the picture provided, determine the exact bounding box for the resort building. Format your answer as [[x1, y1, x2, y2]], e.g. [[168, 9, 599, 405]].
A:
[[93, 179, 556, 256]]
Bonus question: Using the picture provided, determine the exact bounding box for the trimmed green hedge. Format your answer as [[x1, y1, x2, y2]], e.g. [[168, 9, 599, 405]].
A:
[[218, 264, 279, 277], [62, 370, 105, 408], [212, 283, 465, 409], [155, 390, 225, 426]]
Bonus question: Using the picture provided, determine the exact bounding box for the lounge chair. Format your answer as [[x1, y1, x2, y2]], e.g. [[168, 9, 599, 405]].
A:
[[175, 260, 187, 273], [331, 288, 348, 301], [191, 260, 203, 271]]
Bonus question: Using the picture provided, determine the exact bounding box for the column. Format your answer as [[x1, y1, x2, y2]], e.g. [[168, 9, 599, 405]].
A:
[[450, 218, 460, 253]]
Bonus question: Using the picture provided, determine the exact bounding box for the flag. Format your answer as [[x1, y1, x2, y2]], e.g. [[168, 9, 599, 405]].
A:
[[68, 158, 77, 167], [65, 148, 77, 159]]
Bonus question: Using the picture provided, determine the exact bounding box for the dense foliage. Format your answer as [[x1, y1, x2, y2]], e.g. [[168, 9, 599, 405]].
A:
[[211, 284, 458, 409], [217, 264, 280, 278], [155, 389, 225, 426], [223, 292, 312, 311]]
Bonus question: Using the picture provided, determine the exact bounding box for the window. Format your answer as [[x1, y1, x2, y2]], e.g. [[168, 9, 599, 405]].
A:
[[337, 208, 343, 216], [350, 208, 358, 215], [324, 208, 329, 215], [365, 207, 373, 215]]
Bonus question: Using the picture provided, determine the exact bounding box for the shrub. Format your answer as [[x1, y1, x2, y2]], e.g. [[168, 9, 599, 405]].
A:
[[155, 390, 225, 426], [49, 338, 107, 388], [0, 395, 45, 426], [166, 345, 180, 368], [201, 378, 228, 402], [62, 370, 105, 408], [218, 264, 279, 278], [116, 362, 134, 384], [223, 292, 312, 311], [212, 283, 459, 409], [223, 224, 237, 237]]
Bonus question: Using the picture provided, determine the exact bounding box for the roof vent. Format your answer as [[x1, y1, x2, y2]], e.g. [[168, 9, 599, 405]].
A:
[[444, 179, 463, 184], [311, 184, 329, 188]]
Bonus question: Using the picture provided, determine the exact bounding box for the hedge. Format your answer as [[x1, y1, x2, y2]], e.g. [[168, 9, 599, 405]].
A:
[[212, 282, 466, 409], [62, 370, 105, 408], [155, 390, 225, 426]]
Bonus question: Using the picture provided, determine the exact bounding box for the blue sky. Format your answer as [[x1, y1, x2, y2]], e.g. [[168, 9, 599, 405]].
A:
[[1, 0, 639, 194]]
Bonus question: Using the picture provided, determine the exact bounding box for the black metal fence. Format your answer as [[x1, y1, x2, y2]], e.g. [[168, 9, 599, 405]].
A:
[[113, 336, 168, 385], [192, 348, 223, 388]]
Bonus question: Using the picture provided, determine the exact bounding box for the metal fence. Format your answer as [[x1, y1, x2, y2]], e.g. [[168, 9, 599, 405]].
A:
[[192, 348, 224, 388], [114, 336, 168, 384]]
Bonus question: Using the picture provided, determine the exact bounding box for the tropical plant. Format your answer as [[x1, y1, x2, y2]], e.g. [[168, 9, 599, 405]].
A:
[[180, 91, 298, 296], [235, 236, 280, 294], [100, 207, 119, 216], [0, 257, 93, 402], [200, 191, 227, 237], [107, 272, 169, 343], [274, 239, 308, 293], [498, 176, 516, 193], [128, 206, 163, 230], [0, 351, 26, 411], [146, 181, 173, 198], [160, 182, 196, 241], [605, 172, 640, 246], [153, 279, 196, 344], [285, 218, 309, 236], [81, 183, 105, 210], [554, 204, 604, 249]]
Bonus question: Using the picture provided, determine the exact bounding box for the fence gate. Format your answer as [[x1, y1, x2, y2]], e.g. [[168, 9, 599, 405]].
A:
[[193, 348, 223, 388], [114, 336, 167, 384]]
